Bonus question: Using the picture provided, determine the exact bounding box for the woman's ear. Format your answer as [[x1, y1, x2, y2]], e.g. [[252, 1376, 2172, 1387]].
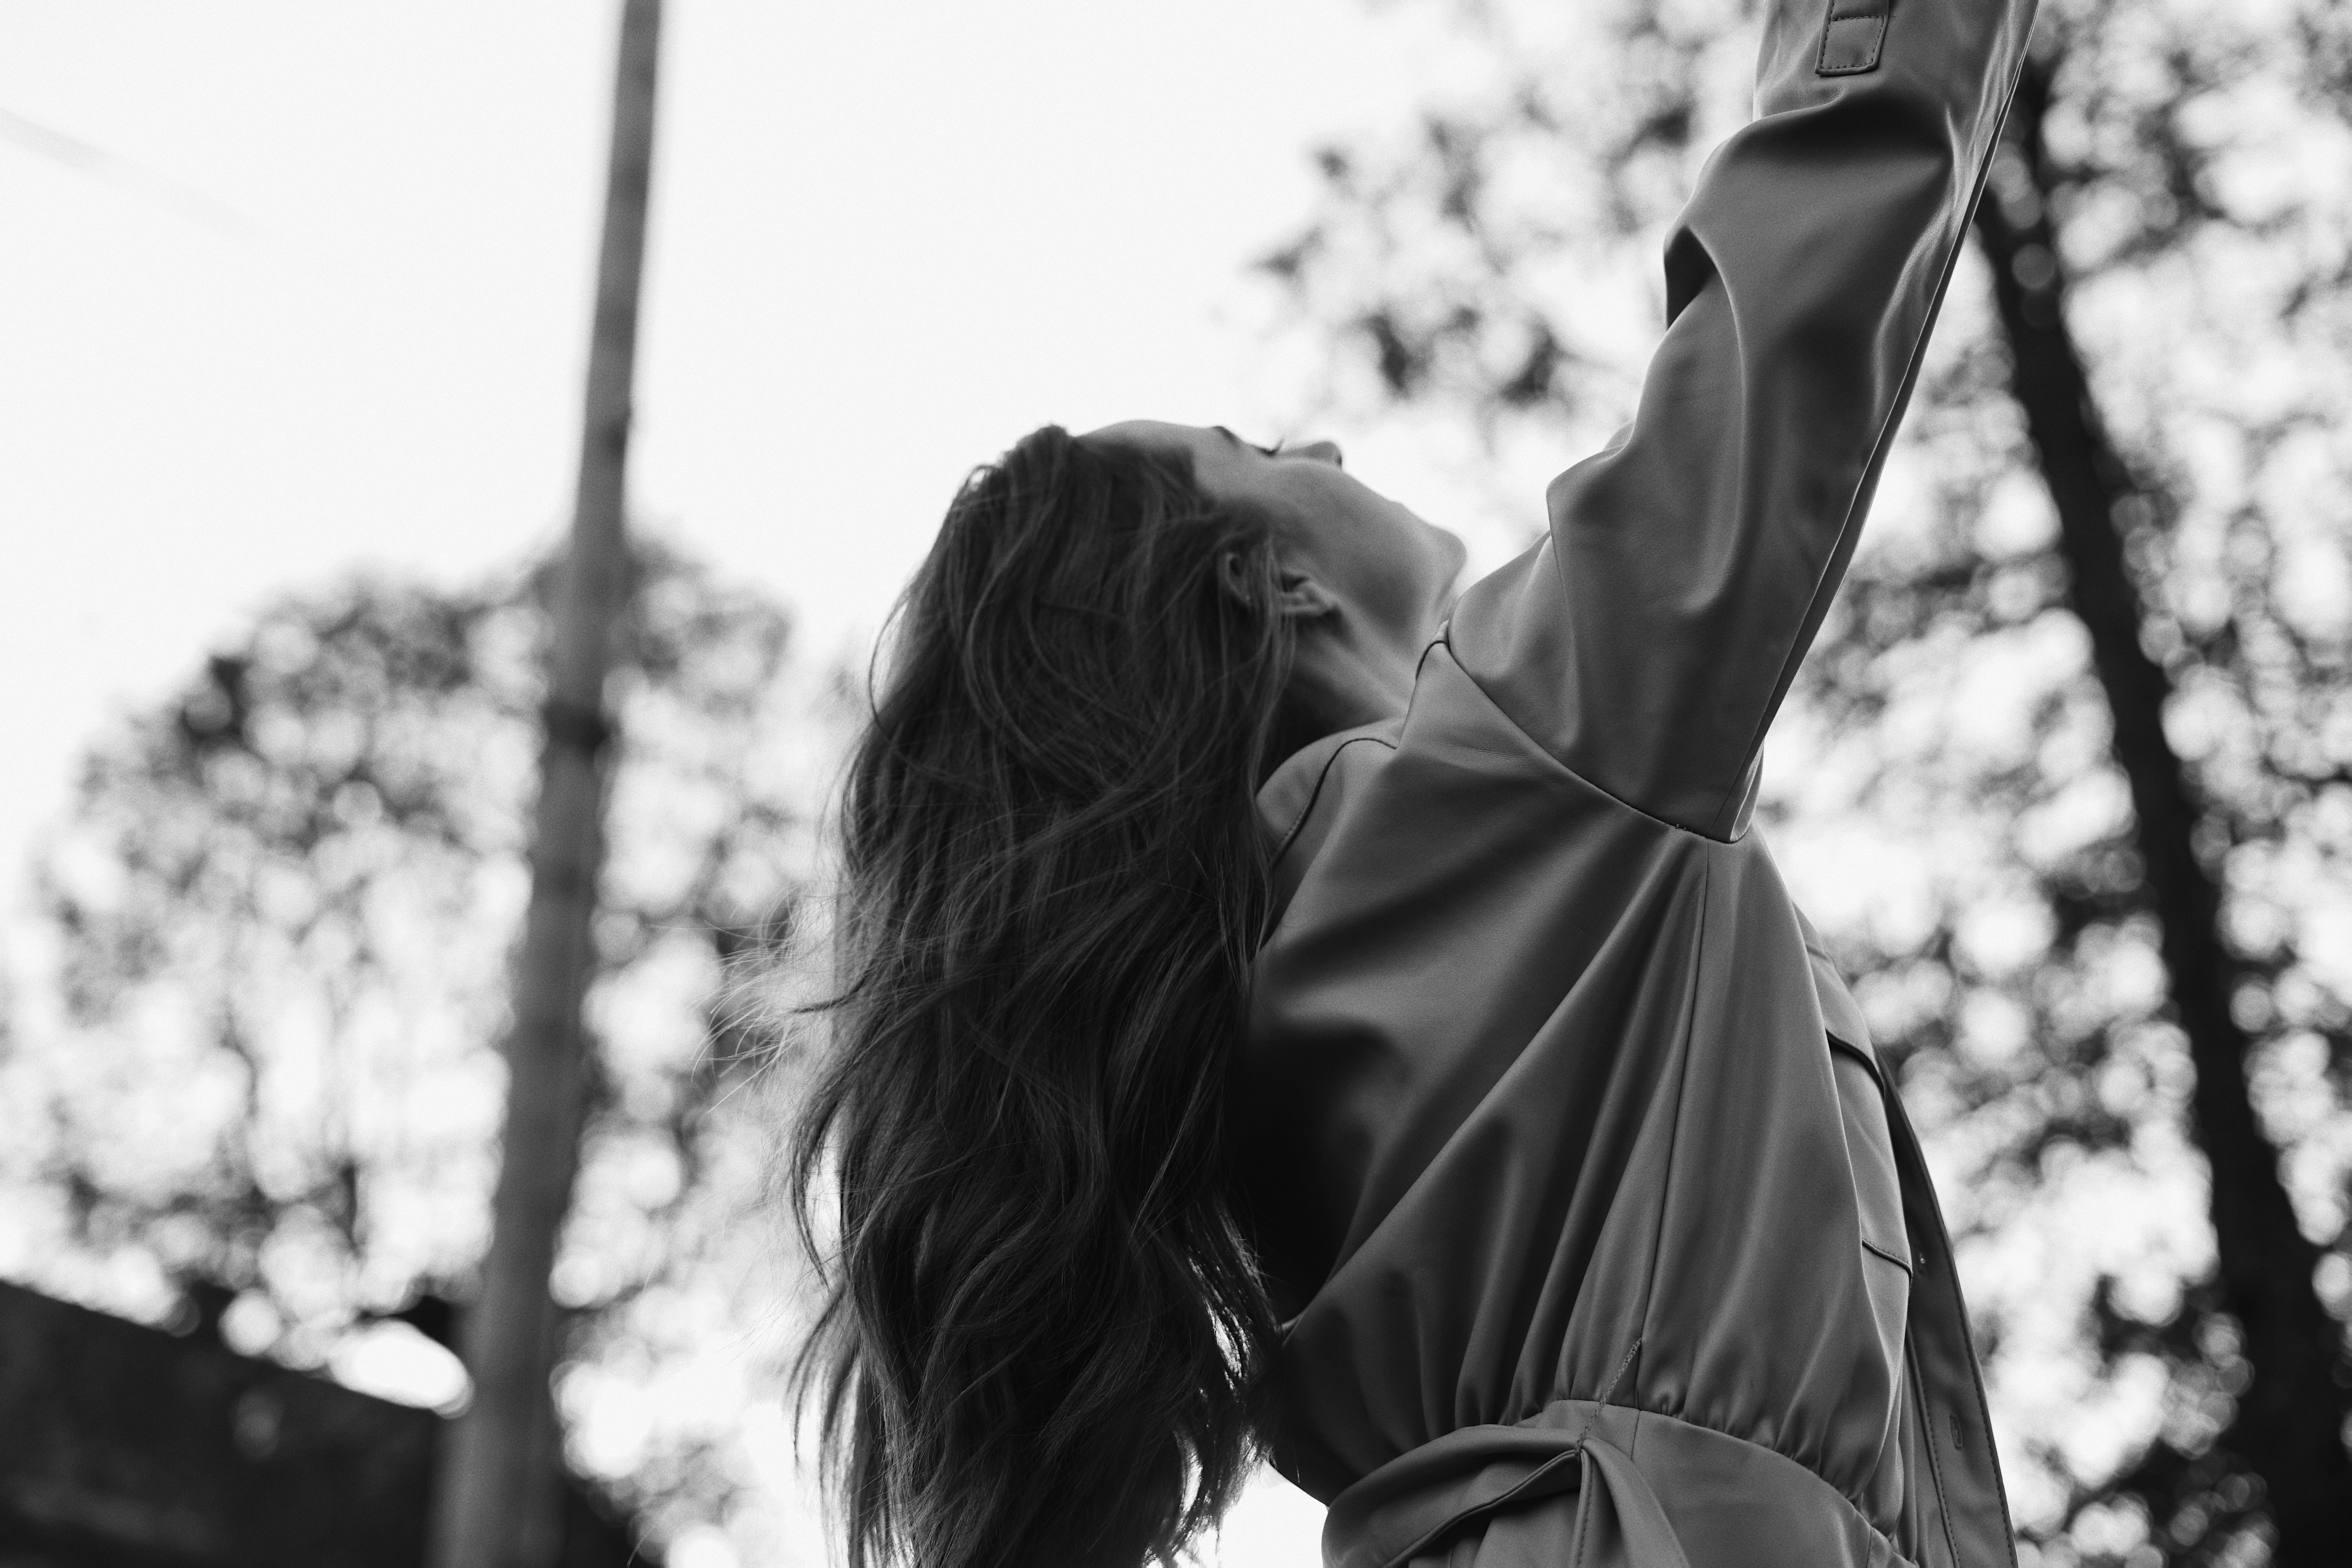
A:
[[1274, 569, 1342, 622], [1218, 549, 1258, 607], [1219, 550, 1341, 621]]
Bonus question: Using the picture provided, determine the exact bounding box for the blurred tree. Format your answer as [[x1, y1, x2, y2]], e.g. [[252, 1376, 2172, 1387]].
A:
[[1254, 0, 2352, 1562], [10, 539, 822, 1543]]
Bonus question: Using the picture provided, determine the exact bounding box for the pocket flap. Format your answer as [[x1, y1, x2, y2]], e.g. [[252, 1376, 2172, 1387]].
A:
[[1831, 1045, 1911, 1272]]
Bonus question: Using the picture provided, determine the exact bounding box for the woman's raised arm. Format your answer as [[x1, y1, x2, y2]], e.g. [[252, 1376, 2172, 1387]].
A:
[[1449, 0, 2037, 839]]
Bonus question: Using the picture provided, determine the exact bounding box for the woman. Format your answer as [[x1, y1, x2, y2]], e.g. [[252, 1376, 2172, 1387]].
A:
[[793, 0, 2036, 1562]]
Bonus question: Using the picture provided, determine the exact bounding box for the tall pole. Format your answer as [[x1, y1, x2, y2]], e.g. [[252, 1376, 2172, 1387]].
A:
[[430, 2, 664, 1564]]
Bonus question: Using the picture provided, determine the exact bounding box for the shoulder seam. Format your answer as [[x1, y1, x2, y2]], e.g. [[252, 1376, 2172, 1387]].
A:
[[1435, 632, 1741, 845], [1267, 730, 1399, 875]]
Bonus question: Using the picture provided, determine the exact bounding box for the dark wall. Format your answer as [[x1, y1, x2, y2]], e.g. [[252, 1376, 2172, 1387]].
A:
[[0, 1283, 642, 1568]]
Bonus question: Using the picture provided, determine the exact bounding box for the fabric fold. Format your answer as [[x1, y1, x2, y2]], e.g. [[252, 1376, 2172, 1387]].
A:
[[1320, 1397, 1916, 1568], [1327, 1399, 1690, 1568]]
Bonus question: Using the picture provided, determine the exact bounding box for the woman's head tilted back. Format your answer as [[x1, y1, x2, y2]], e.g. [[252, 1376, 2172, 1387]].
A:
[[789, 423, 1462, 1568]]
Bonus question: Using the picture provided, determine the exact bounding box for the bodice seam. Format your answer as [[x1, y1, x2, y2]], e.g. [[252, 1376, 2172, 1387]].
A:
[[1510, 1392, 1906, 1540]]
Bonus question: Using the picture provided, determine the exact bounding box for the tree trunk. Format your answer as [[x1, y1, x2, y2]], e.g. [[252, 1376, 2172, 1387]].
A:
[[1971, 53, 2352, 1565], [428, 3, 664, 1565]]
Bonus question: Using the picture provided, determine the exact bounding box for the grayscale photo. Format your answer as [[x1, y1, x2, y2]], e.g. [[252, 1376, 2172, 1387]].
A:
[[2, 1, 2348, 1566]]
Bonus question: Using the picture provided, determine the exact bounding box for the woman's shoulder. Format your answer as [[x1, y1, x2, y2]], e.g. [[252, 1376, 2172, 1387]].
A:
[[1258, 718, 1403, 859], [1256, 638, 1751, 940]]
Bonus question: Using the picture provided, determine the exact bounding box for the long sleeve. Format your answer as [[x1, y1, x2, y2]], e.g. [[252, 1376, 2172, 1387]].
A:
[[1448, 0, 2035, 840]]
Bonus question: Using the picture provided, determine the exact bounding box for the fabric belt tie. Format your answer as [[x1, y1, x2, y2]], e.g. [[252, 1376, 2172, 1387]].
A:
[[1324, 1399, 1693, 1568]]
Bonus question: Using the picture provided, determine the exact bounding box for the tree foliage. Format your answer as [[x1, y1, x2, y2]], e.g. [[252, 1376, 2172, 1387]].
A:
[[5, 541, 831, 1536], [1253, 0, 2352, 1561]]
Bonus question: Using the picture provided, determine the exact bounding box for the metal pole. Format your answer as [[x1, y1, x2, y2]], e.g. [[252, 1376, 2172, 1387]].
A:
[[429, 2, 663, 1563]]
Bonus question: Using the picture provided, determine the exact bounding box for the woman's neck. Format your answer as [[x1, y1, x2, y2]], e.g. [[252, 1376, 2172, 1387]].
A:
[[1266, 622, 1419, 776]]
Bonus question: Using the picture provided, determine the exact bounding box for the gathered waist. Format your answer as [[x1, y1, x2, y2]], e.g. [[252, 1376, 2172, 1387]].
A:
[[1322, 1398, 1911, 1568]]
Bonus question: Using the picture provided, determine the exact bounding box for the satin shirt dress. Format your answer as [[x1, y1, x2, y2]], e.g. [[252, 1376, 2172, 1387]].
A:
[[1237, 0, 2038, 1563]]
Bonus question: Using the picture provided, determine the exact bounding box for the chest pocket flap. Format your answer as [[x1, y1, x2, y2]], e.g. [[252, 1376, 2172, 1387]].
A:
[[1809, 934, 1914, 1403], [1831, 1042, 1912, 1276]]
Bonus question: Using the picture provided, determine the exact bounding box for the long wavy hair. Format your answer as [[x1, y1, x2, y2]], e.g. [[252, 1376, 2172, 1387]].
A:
[[789, 425, 1292, 1568]]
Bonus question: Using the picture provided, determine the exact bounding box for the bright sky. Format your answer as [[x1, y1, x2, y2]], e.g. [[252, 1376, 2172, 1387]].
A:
[[0, 0, 1465, 926], [0, 1, 1482, 1559]]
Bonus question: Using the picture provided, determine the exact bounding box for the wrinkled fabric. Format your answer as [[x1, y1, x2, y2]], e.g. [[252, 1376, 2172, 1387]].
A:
[[1322, 1399, 1916, 1568], [1238, 0, 2035, 1563]]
